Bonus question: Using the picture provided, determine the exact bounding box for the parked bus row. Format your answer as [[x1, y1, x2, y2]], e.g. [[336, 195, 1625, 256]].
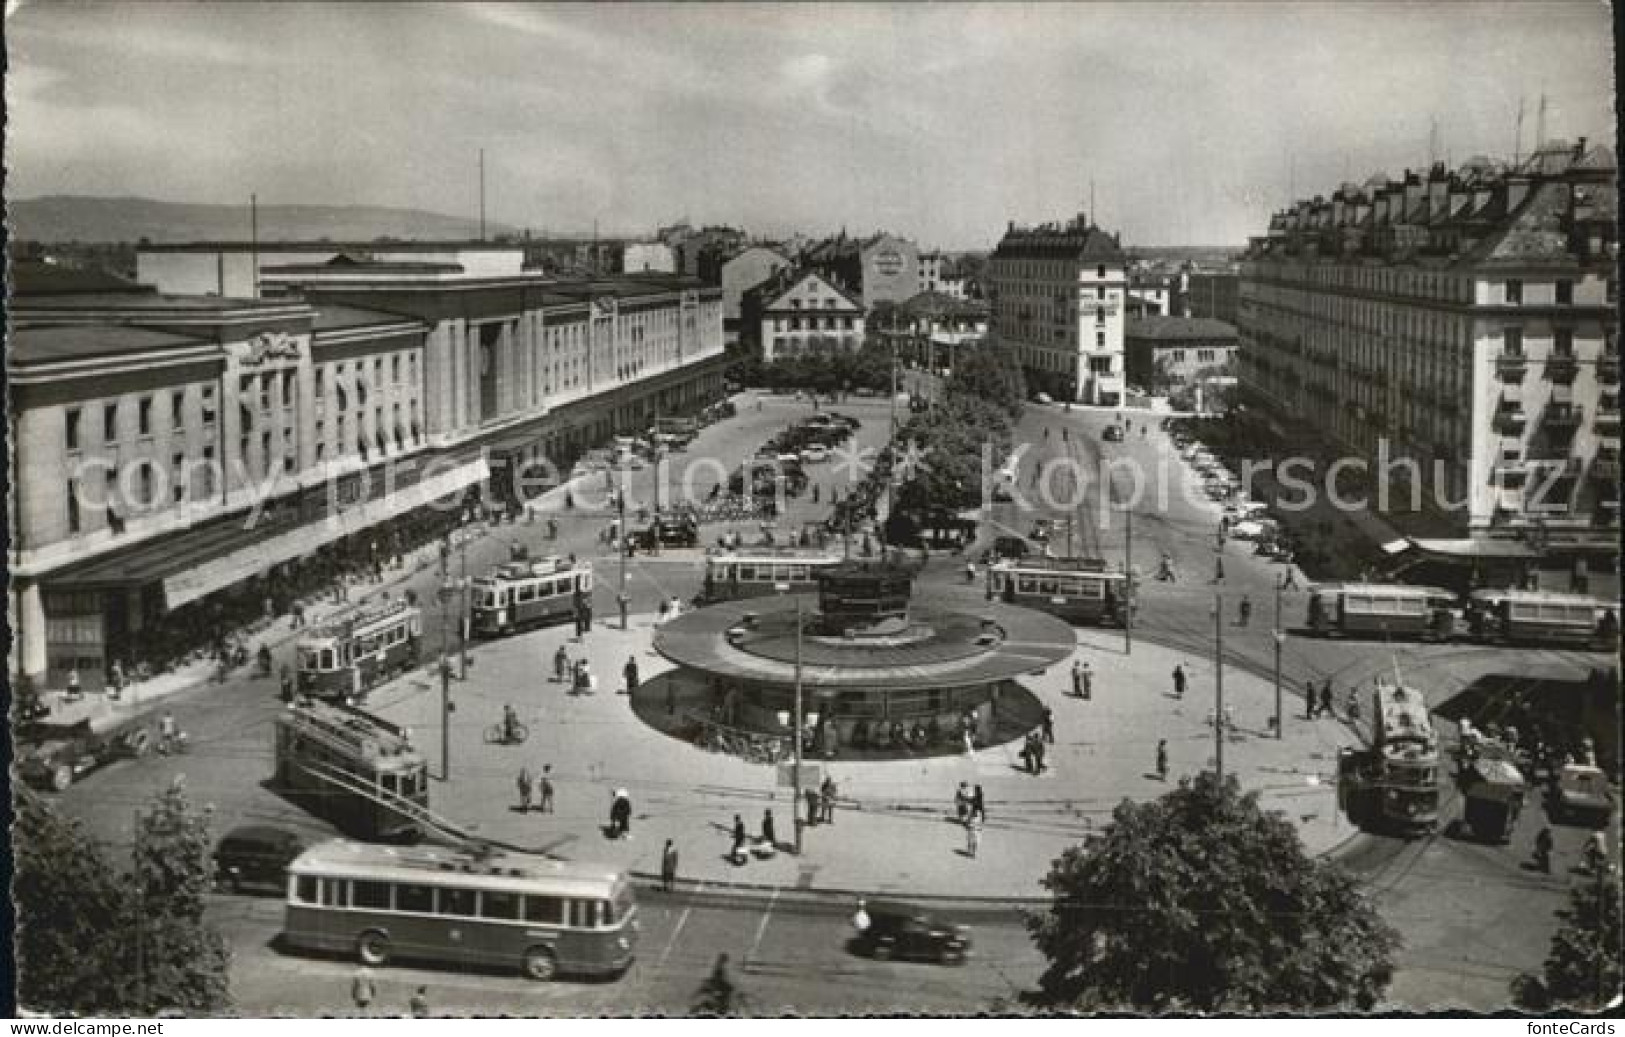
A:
[[1306, 583, 1617, 650]]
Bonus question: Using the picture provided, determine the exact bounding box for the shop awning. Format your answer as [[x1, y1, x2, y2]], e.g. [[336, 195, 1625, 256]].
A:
[[161, 458, 489, 608]]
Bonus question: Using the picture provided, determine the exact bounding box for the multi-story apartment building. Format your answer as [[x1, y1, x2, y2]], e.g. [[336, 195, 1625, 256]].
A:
[[8, 257, 726, 692], [987, 215, 1128, 405], [1124, 316, 1239, 397], [741, 268, 866, 362], [890, 291, 989, 373], [1126, 271, 1175, 318], [720, 245, 792, 340], [1239, 138, 1619, 584]]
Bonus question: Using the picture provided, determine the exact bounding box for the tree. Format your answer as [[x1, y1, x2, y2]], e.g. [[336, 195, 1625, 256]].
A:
[[1026, 772, 1400, 1012], [948, 345, 1026, 422], [1512, 868, 1622, 1011], [14, 780, 231, 1015]]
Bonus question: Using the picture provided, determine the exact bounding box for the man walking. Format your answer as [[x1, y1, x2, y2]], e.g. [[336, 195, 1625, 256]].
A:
[[661, 840, 679, 893], [1071, 659, 1084, 698], [1318, 681, 1334, 721], [1041, 707, 1055, 744], [351, 966, 376, 1016], [624, 656, 640, 695], [1156, 739, 1169, 781], [1081, 661, 1093, 700], [965, 815, 982, 859], [555, 644, 570, 684], [954, 781, 971, 823], [820, 775, 837, 823], [1306, 678, 1319, 719], [1172, 663, 1187, 699], [538, 764, 555, 813]]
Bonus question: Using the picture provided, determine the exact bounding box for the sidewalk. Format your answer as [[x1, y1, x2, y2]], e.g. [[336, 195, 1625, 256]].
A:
[[366, 611, 1362, 902]]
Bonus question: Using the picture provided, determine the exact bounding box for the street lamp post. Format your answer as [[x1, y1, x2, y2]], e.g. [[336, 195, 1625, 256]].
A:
[[1273, 574, 1285, 739], [776, 582, 805, 854], [436, 579, 456, 780], [1214, 593, 1225, 782], [618, 466, 630, 630]]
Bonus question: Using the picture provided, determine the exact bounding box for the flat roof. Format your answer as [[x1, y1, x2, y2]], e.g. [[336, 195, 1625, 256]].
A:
[[312, 303, 428, 334], [138, 240, 528, 253], [9, 324, 211, 366]]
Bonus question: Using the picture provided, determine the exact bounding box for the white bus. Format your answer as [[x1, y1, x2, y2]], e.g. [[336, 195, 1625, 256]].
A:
[[282, 839, 637, 982]]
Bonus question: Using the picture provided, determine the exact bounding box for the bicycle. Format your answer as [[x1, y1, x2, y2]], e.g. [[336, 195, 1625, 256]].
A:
[[485, 721, 530, 745]]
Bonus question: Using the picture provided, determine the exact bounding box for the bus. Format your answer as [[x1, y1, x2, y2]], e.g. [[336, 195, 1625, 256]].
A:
[[296, 600, 423, 701], [989, 556, 1130, 626], [1464, 589, 1614, 649], [1337, 683, 1440, 837], [273, 701, 428, 841], [470, 557, 593, 638], [698, 548, 845, 603], [1305, 583, 1457, 641], [282, 839, 637, 982]]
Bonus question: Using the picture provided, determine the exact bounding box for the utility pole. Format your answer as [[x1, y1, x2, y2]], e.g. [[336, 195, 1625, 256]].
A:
[[478, 148, 487, 242], [249, 194, 259, 299], [793, 592, 805, 855], [1123, 502, 1133, 655], [1273, 574, 1285, 739], [1214, 593, 1225, 783], [886, 334, 898, 539], [459, 540, 470, 681]]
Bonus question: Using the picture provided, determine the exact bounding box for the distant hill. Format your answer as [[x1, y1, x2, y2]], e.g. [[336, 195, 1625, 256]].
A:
[[8, 195, 521, 244]]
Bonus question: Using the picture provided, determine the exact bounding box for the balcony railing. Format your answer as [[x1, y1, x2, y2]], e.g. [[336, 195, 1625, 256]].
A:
[[1493, 405, 1527, 434], [1495, 352, 1528, 380], [1598, 354, 1620, 383], [1592, 458, 1621, 484], [1545, 353, 1579, 382], [1491, 460, 1528, 483], [1542, 403, 1584, 430]]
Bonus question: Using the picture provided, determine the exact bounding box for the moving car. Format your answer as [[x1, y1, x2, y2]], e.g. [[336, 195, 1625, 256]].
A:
[[1549, 763, 1616, 827], [853, 901, 971, 965], [215, 825, 308, 894], [991, 536, 1031, 560], [1101, 425, 1124, 442]]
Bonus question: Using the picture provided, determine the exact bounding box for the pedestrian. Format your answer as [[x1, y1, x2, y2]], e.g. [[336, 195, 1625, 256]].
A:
[[1239, 595, 1252, 627], [1213, 556, 1225, 583], [731, 814, 748, 860], [955, 781, 971, 822], [292, 600, 306, 628], [1033, 734, 1047, 773], [624, 656, 640, 694], [661, 839, 679, 892], [1020, 734, 1035, 774], [821, 775, 837, 823], [761, 809, 777, 849], [280, 665, 295, 704], [108, 659, 125, 700], [1081, 661, 1093, 700], [971, 784, 986, 822], [1305, 679, 1319, 719], [852, 897, 871, 934], [1173, 663, 1187, 699], [409, 986, 429, 1018], [1534, 826, 1554, 874], [610, 789, 632, 839], [965, 815, 982, 859], [351, 966, 376, 1015], [1042, 706, 1055, 744], [962, 713, 976, 755], [66, 667, 81, 700], [1071, 659, 1084, 698], [554, 644, 570, 683], [1156, 739, 1169, 781], [538, 764, 555, 813], [517, 765, 534, 812], [1319, 681, 1334, 720]]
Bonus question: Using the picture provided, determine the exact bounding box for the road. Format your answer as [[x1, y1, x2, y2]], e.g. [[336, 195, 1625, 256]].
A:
[[211, 886, 1041, 1015], [34, 390, 1617, 1013]]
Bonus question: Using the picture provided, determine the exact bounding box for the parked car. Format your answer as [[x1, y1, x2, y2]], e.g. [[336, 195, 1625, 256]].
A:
[[1102, 425, 1124, 442], [214, 825, 307, 893], [1549, 763, 1616, 827], [992, 536, 1030, 560], [853, 901, 971, 965], [1030, 518, 1055, 543], [1033, 392, 1054, 405]]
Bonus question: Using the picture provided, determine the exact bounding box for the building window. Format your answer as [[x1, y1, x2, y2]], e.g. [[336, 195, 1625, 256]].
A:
[[172, 390, 186, 431], [65, 408, 81, 452], [1503, 328, 1523, 355], [201, 386, 216, 425], [1096, 307, 1105, 324], [392, 354, 401, 383], [260, 372, 274, 410], [138, 463, 153, 508], [261, 430, 272, 470], [1097, 265, 1106, 279], [282, 370, 296, 407], [314, 368, 325, 399], [103, 403, 118, 443], [201, 446, 215, 497], [1096, 331, 1106, 348], [172, 453, 186, 503], [1555, 279, 1573, 305], [1553, 329, 1574, 356], [66, 479, 81, 534], [1504, 279, 1522, 305], [138, 396, 153, 437]]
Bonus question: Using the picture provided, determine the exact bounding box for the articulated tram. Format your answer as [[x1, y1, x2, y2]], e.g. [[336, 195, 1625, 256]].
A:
[[470, 556, 594, 637]]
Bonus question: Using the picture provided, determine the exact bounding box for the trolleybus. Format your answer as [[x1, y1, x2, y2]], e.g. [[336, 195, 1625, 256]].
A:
[[273, 701, 428, 841], [698, 548, 844, 603], [296, 600, 423, 701], [1306, 583, 1457, 641], [989, 556, 1130, 626], [282, 839, 638, 982], [470, 556, 593, 638], [1337, 683, 1440, 837], [1464, 589, 1614, 649]]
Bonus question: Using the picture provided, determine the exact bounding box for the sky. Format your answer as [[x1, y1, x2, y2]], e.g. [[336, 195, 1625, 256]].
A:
[[5, 1, 1616, 249]]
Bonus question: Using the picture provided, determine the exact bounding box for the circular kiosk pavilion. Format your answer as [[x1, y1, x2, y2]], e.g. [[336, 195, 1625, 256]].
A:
[[652, 559, 1076, 756]]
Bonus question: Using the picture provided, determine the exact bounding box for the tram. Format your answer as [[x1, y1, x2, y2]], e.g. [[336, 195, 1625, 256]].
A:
[[470, 556, 593, 637], [1337, 683, 1440, 837], [989, 556, 1130, 626], [1464, 589, 1616, 649], [1305, 583, 1458, 641], [697, 548, 845, 603], [296, 600, 423, 701], [273, 700, 428, 841]]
